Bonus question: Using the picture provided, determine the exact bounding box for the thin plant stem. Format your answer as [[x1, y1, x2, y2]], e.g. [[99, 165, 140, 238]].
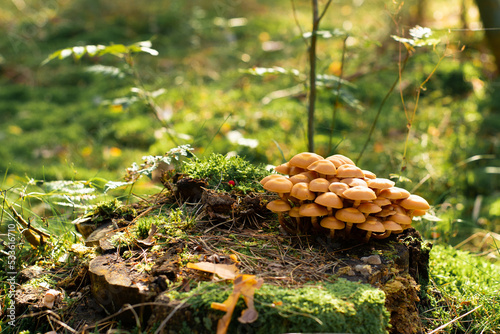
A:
[[308, 0, 319, 152], [400, 50, 446, 173], [356, 51, 409, 164]]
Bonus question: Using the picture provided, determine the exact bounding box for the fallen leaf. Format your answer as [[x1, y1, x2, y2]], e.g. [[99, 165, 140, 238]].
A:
[[187, 261, 239, 280]]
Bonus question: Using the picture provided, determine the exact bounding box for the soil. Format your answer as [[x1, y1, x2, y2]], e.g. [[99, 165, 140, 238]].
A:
[[11, 177, 432, 334]]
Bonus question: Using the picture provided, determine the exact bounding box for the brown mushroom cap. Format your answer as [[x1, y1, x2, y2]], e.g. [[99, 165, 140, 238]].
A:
[[307, 159, 337, 176], [289, 206, 301, 218], [266, 199, 291, 212], [379, 187, 411, 200], [290, 182, 316, 201], [289, 152, 323, 169], [357, 202, 382, 215], [357, 220, 385, 233], [342, 186, 377, 201], [362, 170, 377, 179], [389, 213, 412, 225], [299, 203, 329, 217], [288, 166, 305, 176], [263, 176, 293, 194], [327, 154, 356, 166], [367, 178, 395, 190], [289, 173, 311, 185], [341, 178, 368, 188], [400, 194, 430, 210], [335, 207, 366, 223], [274, 163, 290, 175], [308, 178, 331, 193], [382, 220, 404, 233], [314, 192, 343, 209], [260, 174, 284, 186], [320, 216, 345, 230], [372, 196, 392, 207], [336, 164, 365, 178], [411, 209, 427, 216], [328, 182, 349, 196]]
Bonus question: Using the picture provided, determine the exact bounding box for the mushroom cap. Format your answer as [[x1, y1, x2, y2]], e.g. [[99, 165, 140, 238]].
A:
[[400, 194, 430, 210], [266, 199, 292, 213], [335, 207, 366, 223], [320, 216, 345, 230], [314, 192, 343, 209], [299, 203, 329, 217], [379, 187, 411, 200], [307, 159, 337, 176], [288, 166, 305, 176], [289, 152, 324, 169], [357, 202, 382, 214], [327, 154, 356, 166], [325, 156, 345, 168], [362, 170, 377, 179], [263, 176, 293, 193], [289, 173, 311, 185], [336, 164, 365, 178], [411, 209, 427, 216], [290, 182, 316, 201], [308, 178, 331, 192], [260, 174, 283, 186], [342, 186, 377, 201], [389, 213, 412, 225], [341, 177, 368, 188], [357, 220, 385, 233], [382, 220, 404, 233], [367, 178, 395, 190], [274, 162, 290, 175], [328, 182, 349, 196], [289, 206, 301, 218], [372, 196, 392, 207]]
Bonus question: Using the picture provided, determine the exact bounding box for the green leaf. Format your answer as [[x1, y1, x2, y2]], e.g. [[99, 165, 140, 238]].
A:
[[41, 40, 159, 65]]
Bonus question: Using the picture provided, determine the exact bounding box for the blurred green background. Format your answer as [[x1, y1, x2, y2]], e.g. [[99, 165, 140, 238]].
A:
[[0, 0, 498, 253]]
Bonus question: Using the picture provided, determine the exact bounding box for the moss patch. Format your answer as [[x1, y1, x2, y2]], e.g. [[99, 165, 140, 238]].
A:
[[163, 279, 390, 334]]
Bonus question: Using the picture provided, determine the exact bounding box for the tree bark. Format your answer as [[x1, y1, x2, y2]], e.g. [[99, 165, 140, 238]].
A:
[[475, 0, 500, 74]]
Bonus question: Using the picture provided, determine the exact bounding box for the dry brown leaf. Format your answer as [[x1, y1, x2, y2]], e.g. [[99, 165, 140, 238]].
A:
[[187, 261, 239, 280]]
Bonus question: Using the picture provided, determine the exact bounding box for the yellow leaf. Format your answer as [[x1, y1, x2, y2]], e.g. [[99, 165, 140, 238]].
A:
[[187, 262, 239, 280]]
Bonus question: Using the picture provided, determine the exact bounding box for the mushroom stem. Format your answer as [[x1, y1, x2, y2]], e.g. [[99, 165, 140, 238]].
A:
[[329, 229, 336, 239], [363, 231, 373, 242], [372, 231, 392, 239], [311, 217, 321, 231], [344, 222, 353, 236], [353, 200, 361, 208], [278, 213, 295, 234]]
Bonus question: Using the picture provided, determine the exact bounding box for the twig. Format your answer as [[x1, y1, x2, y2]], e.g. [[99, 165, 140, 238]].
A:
[[154, 300, 189, 334], [427, 305, 482, 334]]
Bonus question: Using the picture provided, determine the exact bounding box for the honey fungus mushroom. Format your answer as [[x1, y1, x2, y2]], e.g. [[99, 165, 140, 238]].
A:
[[299, 203, 328, 231], [357, 218, 385, 242], [335, 207, 365, 235], [320, 216, 345, 239], [266, 199, 293, 233], [263, 176, 293, 200], [261, 151, 431, 240]]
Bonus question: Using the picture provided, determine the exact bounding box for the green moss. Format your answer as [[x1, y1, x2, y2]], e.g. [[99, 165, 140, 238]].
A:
[[165, 279, 390, 334], [181, 153, 271, 193]]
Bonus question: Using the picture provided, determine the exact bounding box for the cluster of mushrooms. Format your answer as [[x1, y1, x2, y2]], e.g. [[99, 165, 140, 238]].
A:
[[261, 152, 430, 242]]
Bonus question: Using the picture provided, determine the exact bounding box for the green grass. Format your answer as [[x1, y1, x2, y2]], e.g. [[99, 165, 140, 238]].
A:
[[424, 244, 500, 332]]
